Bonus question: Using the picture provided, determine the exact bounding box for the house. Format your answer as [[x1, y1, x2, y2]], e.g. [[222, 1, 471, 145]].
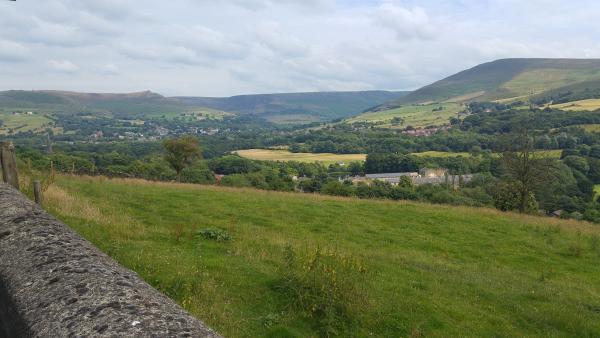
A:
[[357, 169, 474, 187], [364, 172, 418, 185]]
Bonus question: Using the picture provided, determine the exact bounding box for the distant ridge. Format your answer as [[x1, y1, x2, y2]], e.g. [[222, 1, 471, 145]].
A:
[[0, 89, 406, 123], [379, 58, 600, 109], [175, 90, 407, 123]]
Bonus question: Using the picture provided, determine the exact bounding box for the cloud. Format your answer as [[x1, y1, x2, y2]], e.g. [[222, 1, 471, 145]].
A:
[[48, 60, 79, 73], [373, 3, 438, 40], [0, 0, 599, 95], [0, 40, 28, 62]]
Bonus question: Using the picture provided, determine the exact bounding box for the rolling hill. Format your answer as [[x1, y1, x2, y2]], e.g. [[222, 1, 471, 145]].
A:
[[351, 58, 600, 127], [0, 90, 406, 124], [387, 58, 600, 106], [42, 175, 600, 337], [175, 91, 406, 123]]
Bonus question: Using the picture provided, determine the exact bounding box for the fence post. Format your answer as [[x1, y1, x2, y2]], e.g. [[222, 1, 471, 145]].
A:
[[33, 180, 42, 205], [0, 141, 19, 190]]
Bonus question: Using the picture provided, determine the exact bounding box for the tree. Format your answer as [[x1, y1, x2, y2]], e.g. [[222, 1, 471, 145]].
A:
[[163, 135, 202, 182], [500, 128, 554, 213]]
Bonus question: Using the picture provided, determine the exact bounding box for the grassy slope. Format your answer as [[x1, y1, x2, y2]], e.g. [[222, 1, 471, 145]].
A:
[[234, 149, 366, 164], [391, 59, 600, 106], [175, 91, 407, 123], [0, 112, 53, 135], [551, 99, 600, 112], [356, 59, 600, 129], [45, 176, 600, 337], [347, 103, 462, 128]]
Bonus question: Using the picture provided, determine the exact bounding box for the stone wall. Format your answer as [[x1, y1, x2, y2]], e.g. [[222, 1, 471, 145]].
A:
[[0, 183, 221, 337]]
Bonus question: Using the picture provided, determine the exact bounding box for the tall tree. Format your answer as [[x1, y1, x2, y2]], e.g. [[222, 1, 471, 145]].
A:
[[163, 135, 202, 182], [500, 128, 555, 213]]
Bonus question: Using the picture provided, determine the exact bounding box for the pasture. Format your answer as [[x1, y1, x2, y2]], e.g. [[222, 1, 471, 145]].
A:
[[0, 112, 54, 135], [579, 124, 600, 133], [234, 149, 366, 164], [347, 103, 463, 128], [43, 175, 600, 337], [552, 99, 600, 112]]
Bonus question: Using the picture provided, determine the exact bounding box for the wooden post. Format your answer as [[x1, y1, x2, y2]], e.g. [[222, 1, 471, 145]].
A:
[[0, 141, 19, 190], [33, 180, 42, 205]]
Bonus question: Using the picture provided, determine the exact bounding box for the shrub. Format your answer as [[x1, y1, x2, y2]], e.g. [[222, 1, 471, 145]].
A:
[[196, 228, 232, 242], [276, 245, 368, 337]]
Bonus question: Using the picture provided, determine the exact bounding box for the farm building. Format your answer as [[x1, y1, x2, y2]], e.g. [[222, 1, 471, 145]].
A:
[[355, 169, 474, 187]]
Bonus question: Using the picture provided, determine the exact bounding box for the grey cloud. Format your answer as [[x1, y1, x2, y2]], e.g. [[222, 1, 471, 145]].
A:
[[0, 0, 599, 96], [373, 3, 438, 40]]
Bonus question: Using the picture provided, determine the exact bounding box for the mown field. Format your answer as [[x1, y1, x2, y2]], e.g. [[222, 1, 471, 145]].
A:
[[234, 149, 366, 164], [347, 103, 463, 128], [235, 149, 563, 164], [43, 175, 600, 337], [551, 99, 600, 112]]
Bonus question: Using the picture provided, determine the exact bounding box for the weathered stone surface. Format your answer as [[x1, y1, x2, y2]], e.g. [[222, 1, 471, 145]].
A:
[[0, 183, 221, 338]]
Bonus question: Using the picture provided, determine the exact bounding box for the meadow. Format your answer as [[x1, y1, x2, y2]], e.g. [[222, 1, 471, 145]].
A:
[[0, 112, 54, 135], [234, 149, 563, 164], [42, 175, 600, 337], [579, 124, 600, 133], [234, 149, 366, 164], [551, 99, 600, 112], [347, 103, 463, 128]]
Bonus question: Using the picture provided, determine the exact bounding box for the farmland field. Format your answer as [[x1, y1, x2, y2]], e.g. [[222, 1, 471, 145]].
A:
[[578, 124, 600, 132], [43, 176, 600, 337], [0, 112, 54, 135], [347, 103, 463, 128], [234, 149, 366, 164], [551, 99, 600, 112], [411, 151, 471, 158]]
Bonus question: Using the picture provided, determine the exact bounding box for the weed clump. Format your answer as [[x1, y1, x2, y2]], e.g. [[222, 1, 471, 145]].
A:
[[276, 245, 369, 337], [196, 228, 232, 242]]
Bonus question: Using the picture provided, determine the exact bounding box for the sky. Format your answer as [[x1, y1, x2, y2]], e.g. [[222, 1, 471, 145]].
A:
[[1, 0, 599, 97]]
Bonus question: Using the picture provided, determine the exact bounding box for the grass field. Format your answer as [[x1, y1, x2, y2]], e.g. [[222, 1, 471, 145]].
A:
[[235, 149, 562, 164], [551, 99, 600, 112], [411, 151, 471, 158], [578, 124, 600, 133], [0, 112, 54, 135], [43, 175, 600, 337], [595, 185, 600, 201], [347, 103, 463, 128], [234, 149, 366, 164], [501, 69, 600, 99]]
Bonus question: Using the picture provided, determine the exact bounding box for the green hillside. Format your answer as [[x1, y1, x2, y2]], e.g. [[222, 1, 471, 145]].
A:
[[44, 175, 600, 338], [351, 59, 600, 127], [0, 90, 187, 117], [175, 91, 407, 123], [389, 58, 600, 106], [0, 90, 406, 125]]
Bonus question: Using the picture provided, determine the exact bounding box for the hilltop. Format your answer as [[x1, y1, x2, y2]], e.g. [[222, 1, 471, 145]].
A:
[[350, 58, 600, 127], [43, 175, 600, 338], [0, 90, 185, 117], [383, 58, 600, 107]]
